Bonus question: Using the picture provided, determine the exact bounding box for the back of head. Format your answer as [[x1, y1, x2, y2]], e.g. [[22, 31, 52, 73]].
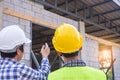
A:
[[52, 23, 83, 54], [0, 25, 31, 53]]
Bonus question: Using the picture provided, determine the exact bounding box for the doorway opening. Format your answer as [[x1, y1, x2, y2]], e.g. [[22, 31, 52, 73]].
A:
[[99, 44, 115, 80], [32, 23, 61, 71]]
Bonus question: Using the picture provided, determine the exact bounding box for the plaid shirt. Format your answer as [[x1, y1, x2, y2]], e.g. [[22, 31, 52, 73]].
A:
[[63, 60, 86, 67], [0, 57, 50, 80]]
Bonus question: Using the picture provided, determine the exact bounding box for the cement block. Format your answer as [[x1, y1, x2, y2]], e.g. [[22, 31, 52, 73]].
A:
[[18, 24, 26, 32], [73, 21, 78, 28], [11, 0, 22, 7], [24, 9, 34, 16], [3, 20, 18, 27], [4, 15, 19, 24], [25, 26, 31, 34], [34, 1, 44, 9], [24, 53, 30, 60], [44, 15, 53, 23], [22, 54, 25, 60], [24, 44, 31, 53], [52, 18, 58, 25], [22, 2, 32, 10], [25, 32, 31, 39], [20, 59, 31, 67], [24, 0, 35, 6], [4, 0, 11, 3], [34, 12, 44, 20], [3, 1, 14, 10], [3, 20, 8, 27], [14, 6, 25, 14], [0, 1, 3, 30], [32, 5, 43, 14], [67, 19, 74, 26], [2, 14, 8, 21], [20, 19, 28, 25]]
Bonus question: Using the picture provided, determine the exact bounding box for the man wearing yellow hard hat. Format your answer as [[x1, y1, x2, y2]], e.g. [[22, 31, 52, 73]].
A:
[[48, 23, 106, 80]]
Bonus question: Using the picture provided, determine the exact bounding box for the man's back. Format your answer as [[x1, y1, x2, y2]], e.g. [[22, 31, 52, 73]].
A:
[[0, 57, 50, 80], [48, 66, 106, 80], [0, 58, 23, 79]]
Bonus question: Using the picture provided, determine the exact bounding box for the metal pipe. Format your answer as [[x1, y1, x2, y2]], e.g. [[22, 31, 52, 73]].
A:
[[31, 50, 40, 69]]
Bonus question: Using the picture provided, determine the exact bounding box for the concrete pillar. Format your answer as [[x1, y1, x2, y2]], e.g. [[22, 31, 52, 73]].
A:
[[78, 21, 85, 41], [0, 0, 3, 30], [78, 21, 85, 57]]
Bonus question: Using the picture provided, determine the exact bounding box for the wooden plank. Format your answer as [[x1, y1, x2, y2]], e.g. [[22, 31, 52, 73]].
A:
[[3, 8, 57, 29], [85, 34, 120, 47], [3, 8, 120, 48]]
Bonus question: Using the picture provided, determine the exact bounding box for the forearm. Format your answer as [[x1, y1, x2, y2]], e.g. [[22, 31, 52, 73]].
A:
[[40, 58, 50, 75]]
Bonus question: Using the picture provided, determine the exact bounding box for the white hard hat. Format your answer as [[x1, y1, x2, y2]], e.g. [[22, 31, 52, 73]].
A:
[[0, 25, 31, 53]]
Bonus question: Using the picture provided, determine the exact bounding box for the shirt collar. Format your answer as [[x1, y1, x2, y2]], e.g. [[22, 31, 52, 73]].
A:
[[63, 60, 86, 67], [0, 57, 17, 64]]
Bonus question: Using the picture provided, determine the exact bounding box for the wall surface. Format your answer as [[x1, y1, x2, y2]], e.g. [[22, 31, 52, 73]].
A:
[[112, 46, 120, 80], [82, 37, 99, 68], [0, 0, 3, 30]]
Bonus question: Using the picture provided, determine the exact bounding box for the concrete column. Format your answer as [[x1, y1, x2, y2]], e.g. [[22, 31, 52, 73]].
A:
[[0, 0, 3, 30], [78, 21, 85, 58], [78, 21, 85, 41]]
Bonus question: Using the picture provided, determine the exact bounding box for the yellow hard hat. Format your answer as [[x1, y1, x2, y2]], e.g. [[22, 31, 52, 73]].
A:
[[52, 23, 83, 54]]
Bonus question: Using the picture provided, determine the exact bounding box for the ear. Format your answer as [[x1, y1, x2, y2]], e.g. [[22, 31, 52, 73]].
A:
[[16, 48, 21, 56]]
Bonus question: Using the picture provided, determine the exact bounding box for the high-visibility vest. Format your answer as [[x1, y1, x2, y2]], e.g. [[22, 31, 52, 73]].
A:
[[48, 66, 106, 80]]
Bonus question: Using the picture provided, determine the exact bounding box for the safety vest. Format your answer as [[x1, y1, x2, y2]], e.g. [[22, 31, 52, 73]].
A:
[[48, 66, 106, 80]]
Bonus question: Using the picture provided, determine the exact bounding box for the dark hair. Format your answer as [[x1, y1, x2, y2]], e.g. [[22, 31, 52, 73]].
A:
[[62, 51, 79, 58], [0, 45, 24, 58], [19, 45, 24, 52]]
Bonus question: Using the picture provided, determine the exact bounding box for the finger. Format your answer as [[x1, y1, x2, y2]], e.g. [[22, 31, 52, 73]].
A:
[[41, 45, 45, 50], [45, 43, 48, 49]]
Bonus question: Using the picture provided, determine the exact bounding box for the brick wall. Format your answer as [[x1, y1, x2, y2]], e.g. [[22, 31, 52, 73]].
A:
[[3, 0, 78, 28], [82, 37, 99, 68], [2, 13, 31, 66]]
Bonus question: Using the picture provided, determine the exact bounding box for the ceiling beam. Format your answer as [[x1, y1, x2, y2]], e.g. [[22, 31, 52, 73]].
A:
[[104, 36, 120, 40], [115, 41, 120, 43], [86, 25, 120, 33], [33, 28, 50, 34], [111, 17, 120, 22], [32, 35, 53, 45], [33, 34, 53, 40], [90, 0, 112, 7], [46, 0, 73, 10], [34, 0, 120, 36], [108, 38, 120, 42], [100, 34, 117, 39], [97, 33, 115, 37], [64, 0, 112, 15], [86, 29, 104, 34], [85, 8, 120, 19]]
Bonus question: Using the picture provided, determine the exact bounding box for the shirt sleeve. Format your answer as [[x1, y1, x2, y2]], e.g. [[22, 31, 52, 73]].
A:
[[20, 58, 50, 80]]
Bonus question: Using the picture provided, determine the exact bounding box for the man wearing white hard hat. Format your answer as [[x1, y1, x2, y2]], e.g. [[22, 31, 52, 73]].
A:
[[0, 25, 50, 80]]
